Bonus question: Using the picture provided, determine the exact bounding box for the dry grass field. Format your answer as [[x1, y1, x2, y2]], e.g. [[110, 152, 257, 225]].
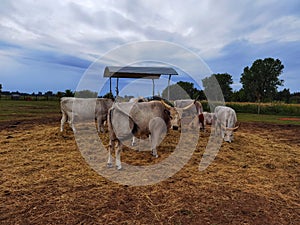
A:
[[0, 113, 299, 224]]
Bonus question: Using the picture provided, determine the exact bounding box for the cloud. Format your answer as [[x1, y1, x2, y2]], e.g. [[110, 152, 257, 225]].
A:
[[0, 0, 299, 93], [246, 15, 300, 44], [2, 0, 299, 58]]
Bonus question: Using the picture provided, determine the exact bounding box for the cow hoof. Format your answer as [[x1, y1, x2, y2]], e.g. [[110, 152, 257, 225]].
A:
[[151, 153, 159, 158], [116, 165, 122, 170], [107, 163, 113, 168]]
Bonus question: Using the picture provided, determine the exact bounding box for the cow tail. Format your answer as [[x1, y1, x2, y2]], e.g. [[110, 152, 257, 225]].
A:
[[108, 108, 114, 131], [131, 122, 138, 136]]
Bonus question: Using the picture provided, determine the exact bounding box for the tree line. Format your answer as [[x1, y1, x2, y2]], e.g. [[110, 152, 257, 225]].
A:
[[1, 57, 299, 103], [162, 57, 300, 104], [0, 87, 115, 100]]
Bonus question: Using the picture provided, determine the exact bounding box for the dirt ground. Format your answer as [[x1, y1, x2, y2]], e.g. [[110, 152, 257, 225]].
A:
[[0, 116, 299, 225]]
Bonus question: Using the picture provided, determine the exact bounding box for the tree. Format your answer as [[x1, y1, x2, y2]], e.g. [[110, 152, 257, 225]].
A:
[[161, 81, 203, 100], [44, 91, 53, 96], [240, 58, 284, 103], [0, 83, 2, 92], [75, 89, 96, 98], [56, 91, 64, 99], [290, 92, 300, 104], [65, 89, 75, 97], [161, 83, 190, 100], [231, 89, 247, 102], [202, 73, 233, 101], [102, 92, 115, 100], [275, 88, 291, 103]]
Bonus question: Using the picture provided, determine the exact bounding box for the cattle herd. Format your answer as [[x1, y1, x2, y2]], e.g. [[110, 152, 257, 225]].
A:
[[60, 97, 239, 170]]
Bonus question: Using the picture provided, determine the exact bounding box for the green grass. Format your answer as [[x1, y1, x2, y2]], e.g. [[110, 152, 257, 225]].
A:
[[1, 100, 299, 126], [237, 113, 300, 125], [201, 101, 300, 116], [0, 100, 60, 122]]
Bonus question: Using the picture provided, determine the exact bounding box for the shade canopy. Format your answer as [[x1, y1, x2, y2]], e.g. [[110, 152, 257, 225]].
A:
[[104, 66, 178, 79], [103, 66, 178, 99]]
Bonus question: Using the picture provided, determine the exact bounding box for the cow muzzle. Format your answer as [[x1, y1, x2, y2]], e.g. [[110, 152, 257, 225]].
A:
[[172, 125, 179, 130]]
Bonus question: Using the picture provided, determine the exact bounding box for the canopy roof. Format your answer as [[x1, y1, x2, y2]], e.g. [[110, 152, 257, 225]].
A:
[[104, 66, 178, 79]]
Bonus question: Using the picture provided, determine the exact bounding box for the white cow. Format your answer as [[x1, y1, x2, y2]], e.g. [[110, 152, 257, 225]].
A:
[[128, 97, 149, 147], [203, 112, 215, 126], [107, 101, 172, 170], [214, 106, 239, 142], [60, 97, 113, 133], [173, 99, 204, 130]]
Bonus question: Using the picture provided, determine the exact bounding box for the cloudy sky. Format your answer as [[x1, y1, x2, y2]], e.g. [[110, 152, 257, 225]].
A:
[[1, 0, 299, 96]]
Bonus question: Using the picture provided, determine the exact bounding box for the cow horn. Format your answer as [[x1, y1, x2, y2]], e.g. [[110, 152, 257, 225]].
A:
[[182, 101, 195, 110], [233, 122, 241, 131], [221, 122, 240, 131], [160, 100, 172, 110]]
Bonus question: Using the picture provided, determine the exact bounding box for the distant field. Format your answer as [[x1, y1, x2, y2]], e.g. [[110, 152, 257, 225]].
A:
[[201, 101, 300, 116], [0, 100, 300, 125], [237, 113, 300, 125], [0, 100, 60, 122]]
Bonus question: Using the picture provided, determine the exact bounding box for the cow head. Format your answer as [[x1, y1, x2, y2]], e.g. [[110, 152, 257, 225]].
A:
[[161, 100, 195, 130], [203, 112, 214, 125], [222, 123, 240, 142]]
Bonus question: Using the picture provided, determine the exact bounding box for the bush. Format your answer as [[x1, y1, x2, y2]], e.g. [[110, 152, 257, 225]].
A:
[[200, 101, 300, 116], [226, 102, 300, 116]]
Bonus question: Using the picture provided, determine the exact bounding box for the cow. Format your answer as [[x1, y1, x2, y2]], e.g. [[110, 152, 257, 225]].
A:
[[214, 106, 239, 142], [173, 99, 204, 130], [203, 112, 215, 126], [128, 96, 148, 103], [128, 97, 148, 147], [60, 97, 113, 133], [107, 101, 172, 170]]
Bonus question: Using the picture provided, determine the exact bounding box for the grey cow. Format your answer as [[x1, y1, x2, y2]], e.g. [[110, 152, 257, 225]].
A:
[[107, 101, 172, 170], [60, 97, 113, 133], [214, 106, 239, 142], [173, 99, 204, 130]]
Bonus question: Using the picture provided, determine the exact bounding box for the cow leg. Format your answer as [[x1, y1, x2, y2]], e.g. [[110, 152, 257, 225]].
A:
[[218, 125, 225, 139], [70, 120, 76, 132], [96, 119, 100, 133], [214, 121, 221, 137], [115, 141, 122, 170], [151, 145, 158, 158], [107, 139, 114, 168], [150, 132, 158, 157], [199, 113, 205, 131], [60, 111, 67, 132], [131, 136, 137, 146], [149, 118, 166, 158], [67, 112, 76, 132], [97, 119, 105, 133]]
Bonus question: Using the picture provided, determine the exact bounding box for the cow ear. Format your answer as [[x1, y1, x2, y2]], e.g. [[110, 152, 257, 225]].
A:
[[164, 109, 172, 119]]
